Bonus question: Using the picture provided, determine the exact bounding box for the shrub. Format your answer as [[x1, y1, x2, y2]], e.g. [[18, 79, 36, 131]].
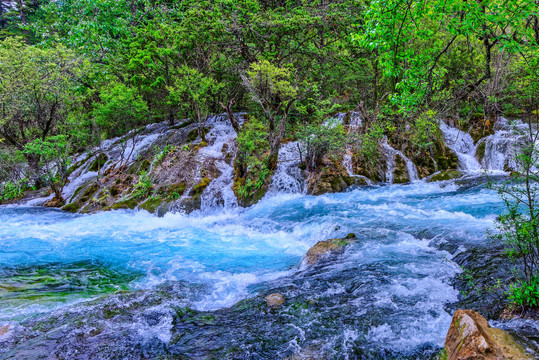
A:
[[297, 122, 347, 172]]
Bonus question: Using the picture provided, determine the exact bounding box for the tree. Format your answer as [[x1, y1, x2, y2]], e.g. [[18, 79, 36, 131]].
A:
[[23, 135, 71, 202], [297, 122, 347, 172], [0, 37, 88, 171], [242, 60, 298, 167], [168, 66, 223, 142]]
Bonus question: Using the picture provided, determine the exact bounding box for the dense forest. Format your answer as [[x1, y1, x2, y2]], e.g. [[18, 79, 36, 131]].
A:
[[1, 0, 537, 198], [1, 1, 539, 358]]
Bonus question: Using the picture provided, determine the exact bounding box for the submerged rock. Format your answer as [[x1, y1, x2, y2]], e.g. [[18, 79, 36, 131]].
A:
[[303, 234, 356, 265], [444, 309, 533, 360], [266, 293, 285, 308], [0, 325, 10, 335]]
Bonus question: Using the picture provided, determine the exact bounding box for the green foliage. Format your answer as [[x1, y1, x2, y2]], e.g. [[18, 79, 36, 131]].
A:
[[410, 110, 441, 150], [297, 122, 347, 172], [490, 121, 539, 309], [132, 171, 153, 199], [0, 179, 27, 202], [235, 118, 272, 202], [508, 277, 539, 308], [93, 83, 149, 139], [23, 135, 71, 197]]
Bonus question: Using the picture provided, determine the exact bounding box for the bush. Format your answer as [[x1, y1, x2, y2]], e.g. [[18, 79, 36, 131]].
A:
[[297, 122, 347, 172], [410, 110, 441, 150], [93, 83, 149, 139], [234, 118, 272, 202], [508, 277, 539, 308], [0, 179, 28, 202]]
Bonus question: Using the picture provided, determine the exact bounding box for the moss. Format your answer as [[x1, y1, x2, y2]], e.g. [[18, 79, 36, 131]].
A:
[[62, 203, 81, 213], [191, 177, 211, 197], [139, 196, 162, 213], [66, 155, 90, 177], [105, 198, 139, 211], [170, 119, 194, 130], [161, 182, 186, 199], [70, 184, 86, 202], [88, 153, 108, 172], [78, 183, 100, 203], [187, 127, 209, 143], [436, 348, 448, 360], [476, 141, 486, 163], [430, 170, 462, 182], [127, 158, 152, 175], [392, 154, 409, 183]]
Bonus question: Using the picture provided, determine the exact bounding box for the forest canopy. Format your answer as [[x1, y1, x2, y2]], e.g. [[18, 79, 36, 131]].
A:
[[0, 0, 537, 191]]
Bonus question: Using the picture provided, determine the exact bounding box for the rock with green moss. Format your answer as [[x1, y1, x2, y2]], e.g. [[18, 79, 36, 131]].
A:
[[105, 198, 139, 211], [306, 159, 355, 195], [392, 154, 409, 183], [445, 309, 533, 360], [88, 153, 108, 172], [476, 141, 486, 163], [429, 170, 463, 182], [61, 203, 81, 213], [303, 234, 357, 265], [139, 196, 163, 213]]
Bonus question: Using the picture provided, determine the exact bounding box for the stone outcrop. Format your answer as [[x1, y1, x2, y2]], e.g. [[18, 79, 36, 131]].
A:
[[266, 293, 285, 308], [445, 309, 533, 360], [303, 233, 356, 265], [306, 159, 356, 195]]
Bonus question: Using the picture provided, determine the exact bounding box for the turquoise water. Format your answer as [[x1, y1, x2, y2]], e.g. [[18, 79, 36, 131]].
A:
[[0, 180, 506, 358]]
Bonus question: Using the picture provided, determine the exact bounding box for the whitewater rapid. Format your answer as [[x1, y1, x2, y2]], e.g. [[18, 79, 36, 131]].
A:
[[0, 179, 506, 358]]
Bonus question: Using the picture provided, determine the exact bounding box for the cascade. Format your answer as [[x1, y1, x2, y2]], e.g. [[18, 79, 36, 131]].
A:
[[199, 115, 241, 210], [438, 121, 482, 173], [268, 141, 305, 194], [343, 150, 374, 185], [381, 138, 420, 183]]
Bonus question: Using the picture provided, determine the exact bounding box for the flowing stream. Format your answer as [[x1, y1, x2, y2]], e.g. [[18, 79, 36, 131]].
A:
[[0, 180, 508, 359], [1, 117, 537, 359]]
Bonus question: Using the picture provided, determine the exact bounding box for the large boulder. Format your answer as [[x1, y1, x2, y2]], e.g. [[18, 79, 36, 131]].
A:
[[306, 159, 356, 195], [303, 233, 356, 265], [445, 309, 533, 360]]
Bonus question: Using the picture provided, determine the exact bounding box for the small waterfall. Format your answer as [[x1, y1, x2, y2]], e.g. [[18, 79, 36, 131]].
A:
[[439, 121, 482, 173], [343, 150, 373, 185], [381, 138, 419, 183], [326, 111, 363, 129], [268, 141, 305, 194], [478, 119, 527, 172], [199, 114, 241, 211]]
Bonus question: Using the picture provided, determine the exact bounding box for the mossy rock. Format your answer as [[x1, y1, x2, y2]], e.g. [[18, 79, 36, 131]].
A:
[[170, 119, 194, 130], [187, 127, 210, 143], [127, 158, 151, 175], [66, 154, 90, 177], [429, 170, 463, 182], [156, 182, 187, 200], [78, 183, 100, 203], [433, 142, 459, 171], [476, 141, 486, 163], [190, 177, 211, 197], [61, 203, 81, 213], [105, 198, 139, 211], [392, 154, 409, 184], [304, 234, 357, 265], [88, 153, 108, 172], [139, 197, 163, 213]]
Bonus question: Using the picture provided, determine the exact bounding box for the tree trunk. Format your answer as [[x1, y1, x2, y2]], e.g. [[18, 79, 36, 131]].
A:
[[220, 100, 240, 133], [17, 0, 30, 44]]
